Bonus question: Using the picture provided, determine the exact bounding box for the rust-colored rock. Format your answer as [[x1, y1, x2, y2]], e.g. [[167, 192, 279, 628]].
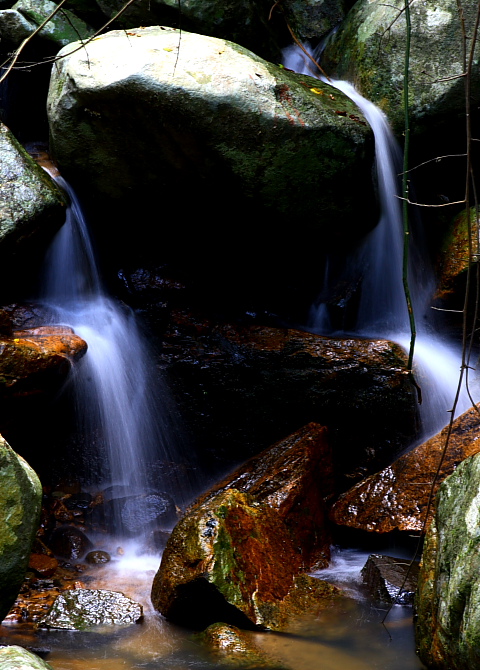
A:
[[28, 554, 59, 578], [151, 489, 341, 631], [0, 325, 87, 397], [330, 404, 480, 533], [192, 423, 333, 569]]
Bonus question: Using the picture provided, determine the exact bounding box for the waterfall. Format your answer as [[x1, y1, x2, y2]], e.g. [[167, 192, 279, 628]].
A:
[[40, 177, 189, 540], [283, 45, 473, 439]]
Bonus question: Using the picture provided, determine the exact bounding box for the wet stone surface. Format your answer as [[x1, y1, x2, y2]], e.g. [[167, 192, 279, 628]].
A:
[[39, 589, 143, 630], [361, 554, 419, 606]]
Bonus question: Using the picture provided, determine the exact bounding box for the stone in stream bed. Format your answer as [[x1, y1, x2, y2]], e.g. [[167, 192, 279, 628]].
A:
[[0, 645, 54, 670], [39, 589, 143, 630], [151, 489, 343, 631], [361, 554, 419, 606]]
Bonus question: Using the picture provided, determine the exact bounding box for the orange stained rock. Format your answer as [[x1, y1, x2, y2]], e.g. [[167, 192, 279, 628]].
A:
[[330, 403, 480, 533]]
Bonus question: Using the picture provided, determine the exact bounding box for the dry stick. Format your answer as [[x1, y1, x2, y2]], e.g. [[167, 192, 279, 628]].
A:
[[0, 0, 141, 80], [283, 18, 332, 82]]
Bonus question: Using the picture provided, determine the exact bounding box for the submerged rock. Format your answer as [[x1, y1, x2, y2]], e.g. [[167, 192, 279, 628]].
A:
[[330, 404, 480, 533], [151, 489, 341, 630], [0, 646, 53, 670], [0, 435, 42, 622], [361, 554, 419, 606], [48, 526, 93, 560], [416, 451, 480, 669], [39, 588, 143, 629], [196, 622, 289, 668], [192, 422, 333, 569]]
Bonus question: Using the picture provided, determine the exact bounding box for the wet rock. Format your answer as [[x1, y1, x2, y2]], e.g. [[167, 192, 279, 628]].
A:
[[330, 403, 480, 533], [361, 554, 419, 606], [39, 588, 143, 629], [151, 489, 342, 631], [162, 312, 417, 481], [28, 554, 59, 578], [95, 492, 177, 536], [0, 435, 42, 622], [416, 451, 480, 669], [47, 27, 375, 316], [196, 622, 289, 668], [0, 645, 54, 669], [0, 123, 66, 292], [85, 551, 110, 565], [192, 422, 333, 569], [0, 326, 87, 398], [48, 527, 93, 560]]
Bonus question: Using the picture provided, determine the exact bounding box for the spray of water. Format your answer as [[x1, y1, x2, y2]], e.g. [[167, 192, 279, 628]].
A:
[[41, 177, 191, 541], [283, 45, 474, 439]]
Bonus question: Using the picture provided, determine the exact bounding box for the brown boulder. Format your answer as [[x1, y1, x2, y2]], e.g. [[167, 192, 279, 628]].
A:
[[0, 325, 87, 397], [162, 311, 417, 481], [330, 404, 480, 533], [151, 489, 341, 631], [192, 422, 333, 569]]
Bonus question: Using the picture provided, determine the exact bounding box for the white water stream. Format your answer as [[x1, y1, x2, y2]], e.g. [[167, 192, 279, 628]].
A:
[[40, 178, 188, 539], [283, 44, 475, 440]]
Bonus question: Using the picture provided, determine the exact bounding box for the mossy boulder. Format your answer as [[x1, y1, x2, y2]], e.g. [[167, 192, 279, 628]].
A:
[[0, 646, 53, 670], [0, 435, 42, 622], [151, 489, 342, 630], [415, 451, 480, 668], [322, 0, 479, 135], [3, 0, 94, 47], [47, 27, 375, 308]]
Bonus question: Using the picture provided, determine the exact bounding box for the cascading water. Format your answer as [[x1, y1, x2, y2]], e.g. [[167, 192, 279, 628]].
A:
[[40, 177, 189, 540], [283, 44, 474, 439]]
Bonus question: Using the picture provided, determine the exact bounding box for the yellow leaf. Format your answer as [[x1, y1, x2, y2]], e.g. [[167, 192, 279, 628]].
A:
[[310, 88, 324, 95], [164, 47, 173, 52]]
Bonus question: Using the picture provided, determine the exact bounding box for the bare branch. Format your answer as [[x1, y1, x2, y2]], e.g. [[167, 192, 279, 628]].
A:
[[395, 196, 466, 207], [399, 153, 467, 174]]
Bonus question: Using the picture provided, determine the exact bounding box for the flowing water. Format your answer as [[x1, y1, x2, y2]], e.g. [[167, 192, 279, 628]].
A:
[[40, 177, 193, 538], [283, 44, 474, 440]]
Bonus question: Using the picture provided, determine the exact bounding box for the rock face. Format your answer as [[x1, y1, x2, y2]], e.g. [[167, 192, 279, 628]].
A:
[[0, 646, 54, 670], [0, 435, 42, 622], [47, 26, 375, 314], [361, 554, 419, 605], [322, 0, 478, 134], [192, 422, 333, 569], [330, 404, 480, 533], [151, 489, 341, 630], [415, 451, 480, 669], [161, 312, 417, 481], [39, 588, 143, 629], [0, 123, 66, 292]]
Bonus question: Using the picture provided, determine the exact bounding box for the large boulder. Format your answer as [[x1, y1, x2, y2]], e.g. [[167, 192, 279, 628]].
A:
[[330, 403, 480, 533], [192, 422, 333, 569], [47, 27, 375, 314], [151, 489, 342, 630], [322, 0, 478, 134], [415, 451, 480, 669], [161, 311, 418, 482], [0, 646, 53, 670], [0, 123, 66, 297], [0, 0, 94, 49], [0, 435, 42, 622]]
